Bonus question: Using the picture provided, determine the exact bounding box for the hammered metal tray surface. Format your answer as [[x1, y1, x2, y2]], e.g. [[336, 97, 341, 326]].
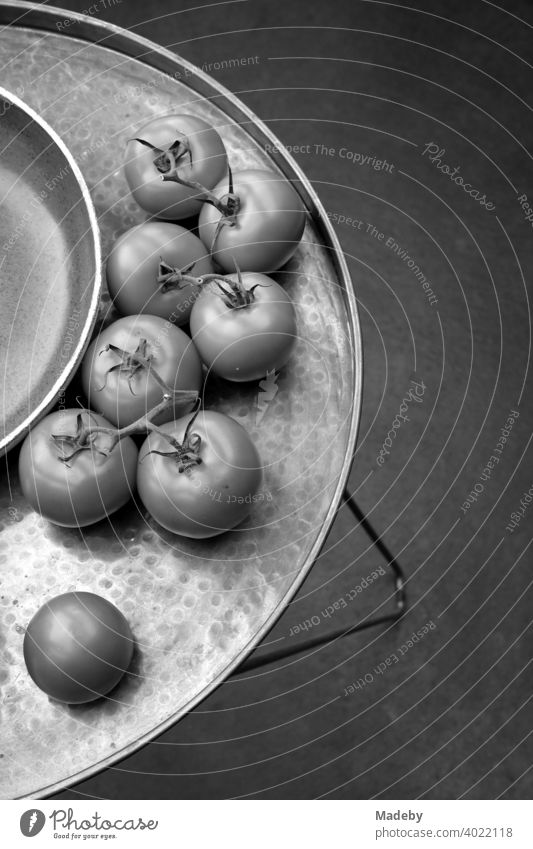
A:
[[0, 11, 360, 799]]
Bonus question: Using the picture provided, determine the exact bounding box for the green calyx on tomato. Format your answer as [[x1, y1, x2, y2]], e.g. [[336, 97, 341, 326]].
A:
[[50, 411, 112, 466], [97, 337, 154, 396], [202, 263, 264, 310], [19, 409, 140, 528], [106, 222, 214, 324], [82, 315, 202, 428], [132, 132, 193, 175], [156, 258, 197, 293], [141, 404, 203, 475], [96, 335, 178, 400]]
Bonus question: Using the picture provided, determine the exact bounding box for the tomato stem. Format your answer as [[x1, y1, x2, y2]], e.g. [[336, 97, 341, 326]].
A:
[[99, 391, 199, 451], [158, 164, 241, 256], [52, 391, 200, 464], [155, 255, 270, 311], [159, 162, 241, 221]]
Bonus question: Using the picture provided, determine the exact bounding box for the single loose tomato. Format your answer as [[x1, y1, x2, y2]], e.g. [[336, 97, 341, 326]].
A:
[[190, 271, 297, 381], [137, 410, 262, 538], [124, 114, 227, 219], [107, 222, 214, 324], [23, 592, 134, 704], [198, 169, 306, 273], [18, 409, 137, 527], [81, 314, 202, 428]]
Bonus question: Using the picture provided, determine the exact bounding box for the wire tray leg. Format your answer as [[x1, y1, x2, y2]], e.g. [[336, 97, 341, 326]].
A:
[[234, 487, 407, 674]]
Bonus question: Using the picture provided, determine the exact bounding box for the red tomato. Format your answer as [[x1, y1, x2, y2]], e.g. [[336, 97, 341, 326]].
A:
[[18, 409, 137, 527], [81, 314, 202, 428], [198, 169, 306, 273], [124, 114, 227, 219], [137, 410, 262, 538], [23, 592, 134, 704], [107, 221, 214, 324], [190, 271, 297, 381]]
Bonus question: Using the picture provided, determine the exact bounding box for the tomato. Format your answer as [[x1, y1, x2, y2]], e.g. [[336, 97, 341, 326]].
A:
[[137, 410, 262, 538], [197, 169, 306, 273], [190, 271, 297, 381], [106, 221, 214, 324], [81, 314, 202, 428], [124, 114, 227, 220], [18, 409, 138, 528], [23, 592, 134, 704]]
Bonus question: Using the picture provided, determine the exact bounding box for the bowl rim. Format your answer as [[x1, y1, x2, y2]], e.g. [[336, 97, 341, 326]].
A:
[[0, 82, 102, 457]]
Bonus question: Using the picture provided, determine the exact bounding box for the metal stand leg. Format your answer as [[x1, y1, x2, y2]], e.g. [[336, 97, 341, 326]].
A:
[[234, 487, 407, 674]]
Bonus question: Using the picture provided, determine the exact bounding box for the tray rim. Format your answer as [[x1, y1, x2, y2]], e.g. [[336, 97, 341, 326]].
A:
[[0, 82, 102, 457], [0, 1, 364, 800]]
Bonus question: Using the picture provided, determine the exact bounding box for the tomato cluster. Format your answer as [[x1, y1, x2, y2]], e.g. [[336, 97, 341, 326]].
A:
[[19, 114, 305, 540], [18, 114, 306, 702]]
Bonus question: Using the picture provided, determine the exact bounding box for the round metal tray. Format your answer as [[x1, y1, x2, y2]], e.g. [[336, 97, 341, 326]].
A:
[[0, 2, 362, 799]]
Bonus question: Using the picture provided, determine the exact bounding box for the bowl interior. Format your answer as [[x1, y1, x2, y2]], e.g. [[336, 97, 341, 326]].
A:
[[0, 91, 99, 454]]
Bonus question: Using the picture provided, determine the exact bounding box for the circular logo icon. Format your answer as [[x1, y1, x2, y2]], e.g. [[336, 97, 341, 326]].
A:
[[20, 810, 46, 837]]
